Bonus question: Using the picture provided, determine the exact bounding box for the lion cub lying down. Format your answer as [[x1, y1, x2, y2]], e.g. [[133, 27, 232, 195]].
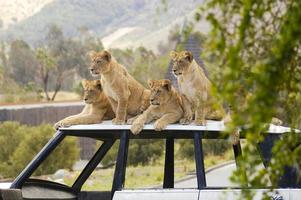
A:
[[54, 79, 114, 129], [130, 79, 184, 135], [171, 50, 225, 125], [89, 50, 150, 125]]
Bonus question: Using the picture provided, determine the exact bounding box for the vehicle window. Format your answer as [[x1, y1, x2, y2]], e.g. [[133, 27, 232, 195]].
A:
[[81, 140, 118, 191], [175, 139, 235, 188], [29, 136, 101, 187], [202, 139, 236, 187], [202, 139, 271, 188], [174, 139, 198, 188], [124, 139, 165, 189]]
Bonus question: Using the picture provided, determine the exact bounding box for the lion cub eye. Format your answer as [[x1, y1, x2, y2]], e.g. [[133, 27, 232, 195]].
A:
[[156, 90, 161, 94], [96, 60, 102, 64]]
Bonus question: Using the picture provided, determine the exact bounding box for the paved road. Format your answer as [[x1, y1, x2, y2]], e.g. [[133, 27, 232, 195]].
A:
[[175, 162, 238, 188]]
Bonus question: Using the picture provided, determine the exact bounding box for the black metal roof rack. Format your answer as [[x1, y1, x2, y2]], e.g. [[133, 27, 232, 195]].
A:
[[10, 121, 299, 198]]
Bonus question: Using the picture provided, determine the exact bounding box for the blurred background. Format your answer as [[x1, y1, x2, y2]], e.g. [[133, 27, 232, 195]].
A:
[[0, 0, 235, 191]]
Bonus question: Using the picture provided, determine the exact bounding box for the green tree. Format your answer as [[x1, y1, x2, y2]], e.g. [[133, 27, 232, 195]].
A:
[[77, 26, 104, 78], [0, 122, 26, 175], [197, 0, 301, 199], [36, 24, 93, 101], [8, 40, 38, 85], [35, 48, 56, 101], [0, 42, 8, 74], [127, 47, 168, 87], [102, 139, 164, 167], [177, 139, 231, 160], [10, 125, 79, 177], [0, 122, 79, 178]]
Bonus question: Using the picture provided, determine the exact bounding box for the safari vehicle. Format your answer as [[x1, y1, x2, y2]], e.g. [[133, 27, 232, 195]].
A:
[[1, 121, 300, 200]]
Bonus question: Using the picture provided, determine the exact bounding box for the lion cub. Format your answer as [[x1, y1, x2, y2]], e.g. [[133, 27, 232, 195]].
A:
[[89, 50, 150, 125], [54, 79, 114, 129], [130, 79, 184, 135], [170, 50, 225, 126]]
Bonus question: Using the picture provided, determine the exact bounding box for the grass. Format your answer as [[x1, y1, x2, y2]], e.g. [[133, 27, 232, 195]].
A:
[[41, 91, 80, 102], [62, 150, 234, 191]]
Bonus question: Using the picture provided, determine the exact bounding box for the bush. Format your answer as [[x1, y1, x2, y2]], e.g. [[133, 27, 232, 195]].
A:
[[127, 139, 163, 166], [0, 122, 27, 173], [102, 139, 164, 167], [177, 139, 231, 160], [0, 122, 79, 178]]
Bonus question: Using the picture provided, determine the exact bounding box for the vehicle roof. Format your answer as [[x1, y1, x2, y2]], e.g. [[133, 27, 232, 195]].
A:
[[60, 120, 293, 133], [59, 120, 297, 140]]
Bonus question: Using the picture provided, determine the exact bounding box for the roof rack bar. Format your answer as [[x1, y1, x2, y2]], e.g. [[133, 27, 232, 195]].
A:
[[11, 131, 65, 189], [163, 137, 174, 188], [72, 139, 116, 191], [233, 141, 242, 167], [194, 132, 206, 189], [111, 131, 130, 197]]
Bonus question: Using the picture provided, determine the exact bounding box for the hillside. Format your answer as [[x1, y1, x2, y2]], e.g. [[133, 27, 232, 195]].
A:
[[0, 0, 204, 51], [0, 0, 53, 29]]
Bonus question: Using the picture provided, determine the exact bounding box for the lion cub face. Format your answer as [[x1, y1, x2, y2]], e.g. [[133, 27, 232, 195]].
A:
[[170, 50, 193, 76], [88, 50, 112, 76], [82, 79, 102, 104], [148, 79, 172, 106]]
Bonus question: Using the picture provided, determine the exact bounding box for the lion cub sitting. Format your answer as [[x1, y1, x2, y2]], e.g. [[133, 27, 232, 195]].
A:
[[130, 79, 184, 135], [89, 50, 150, 125], [170, 50, 225, 125], [54, 79, 114, 129]]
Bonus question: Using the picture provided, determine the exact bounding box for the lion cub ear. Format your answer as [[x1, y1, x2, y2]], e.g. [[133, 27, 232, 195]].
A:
[[184, 51, 193, 62], [102, 50, 112, 62], [81, 79, 88, 88], [88, 51, 97, 58], [148, 80, 155, 89], [170, 51, 177, 59], [94, 79, 102, 91], [162, 79, 171, 91]]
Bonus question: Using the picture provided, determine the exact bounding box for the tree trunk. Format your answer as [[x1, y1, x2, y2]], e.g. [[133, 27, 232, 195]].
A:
[[51, 74, 62, 101], [42, 72, 50, 101], [50, 69, 75, 101]]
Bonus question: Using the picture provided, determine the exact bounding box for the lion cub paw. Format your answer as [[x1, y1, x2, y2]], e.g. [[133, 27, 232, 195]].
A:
[[180, 117, 192, 125], [154, 121, 167, 131], [126, 117, 137, 125], [194, 119, 206, 126], [54, 121, 71, 130], [131, 123, 144, 135], [112, 118, 126, 125], [271, 117, 283, 126]]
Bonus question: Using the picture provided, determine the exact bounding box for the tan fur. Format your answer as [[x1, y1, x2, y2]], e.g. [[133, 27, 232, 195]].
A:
[[131, 79, 184, 135], [170, 50, 225, 125], [54, 79, 114, 129], [224, 89, 283, 145], [89, 50, 150, 125]]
